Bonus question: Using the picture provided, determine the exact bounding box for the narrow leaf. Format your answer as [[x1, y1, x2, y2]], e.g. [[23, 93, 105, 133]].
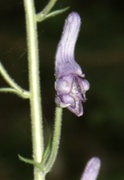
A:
[[18, 155, 37, 165], [41, 135, 52, 166], [36, 7, 70, 22]]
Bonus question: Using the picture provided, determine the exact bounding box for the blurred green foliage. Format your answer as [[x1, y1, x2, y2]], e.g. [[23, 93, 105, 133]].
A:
[[0, 0, 124, 179]]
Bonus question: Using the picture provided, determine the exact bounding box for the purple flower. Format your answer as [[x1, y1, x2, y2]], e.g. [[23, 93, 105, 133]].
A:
[[81, 157, 101, 180], [55, 12, 90, 116]]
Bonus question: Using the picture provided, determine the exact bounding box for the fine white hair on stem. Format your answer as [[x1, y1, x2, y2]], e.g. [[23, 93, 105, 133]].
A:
[[80, 157, 101, 180]]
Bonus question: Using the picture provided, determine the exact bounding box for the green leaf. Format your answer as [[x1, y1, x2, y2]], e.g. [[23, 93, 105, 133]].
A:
[[18, 155, 37, 166], [41, 135, 52, 166], [36, 7, 70, 22]]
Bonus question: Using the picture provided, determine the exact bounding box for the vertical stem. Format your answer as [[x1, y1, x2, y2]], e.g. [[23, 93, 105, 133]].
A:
[[23, 0, 44, 179], [45, 107, 63, 173]]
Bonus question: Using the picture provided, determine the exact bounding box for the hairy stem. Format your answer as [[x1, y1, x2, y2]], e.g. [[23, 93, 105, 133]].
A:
[[45, 107, 63, 173], [36, 0, 59, 22], [0, 62, 29, 98], [23, 0, 44, 179], [42, 0, 58, 14]]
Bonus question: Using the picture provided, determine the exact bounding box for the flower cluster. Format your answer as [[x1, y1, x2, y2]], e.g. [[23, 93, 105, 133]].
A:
[[55, 12, 90, 116]]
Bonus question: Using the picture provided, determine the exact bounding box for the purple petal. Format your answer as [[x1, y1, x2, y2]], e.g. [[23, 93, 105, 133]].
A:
[[56, 94, 75, 108], [81, 157, 101, 180], [55, 12, 83, 78], [55, 74, 73, 94], [77, 78, 90, 99], [68, 98, 83, 116]]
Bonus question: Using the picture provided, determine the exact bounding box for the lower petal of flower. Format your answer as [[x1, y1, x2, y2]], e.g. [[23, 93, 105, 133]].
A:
[[55, 94, 75, 108], [68, 98, 83, 117]]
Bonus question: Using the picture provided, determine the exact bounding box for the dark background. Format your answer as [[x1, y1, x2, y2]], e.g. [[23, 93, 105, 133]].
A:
[[0, 0, 124, 179]]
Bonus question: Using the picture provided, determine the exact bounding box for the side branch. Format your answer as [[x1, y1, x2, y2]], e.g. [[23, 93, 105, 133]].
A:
[[0, 62, 29, 98]]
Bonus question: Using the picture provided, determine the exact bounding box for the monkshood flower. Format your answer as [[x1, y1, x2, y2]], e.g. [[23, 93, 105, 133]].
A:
[[81, 157, 101, 180], [55, 12, 90, 116]]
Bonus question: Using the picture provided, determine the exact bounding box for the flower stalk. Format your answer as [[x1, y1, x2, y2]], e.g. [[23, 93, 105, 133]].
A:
[[45, 107, 63, 173]]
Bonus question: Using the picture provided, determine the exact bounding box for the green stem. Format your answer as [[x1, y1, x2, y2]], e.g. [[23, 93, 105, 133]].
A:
[[42, 0, 58, 14], [0, 62, 29, 98], [0, 87, 29, 98], [23, 0, 44, 179], [36, 0, 58, 22], [36, 7, 69, 23], [45, 107, 63, 174]]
